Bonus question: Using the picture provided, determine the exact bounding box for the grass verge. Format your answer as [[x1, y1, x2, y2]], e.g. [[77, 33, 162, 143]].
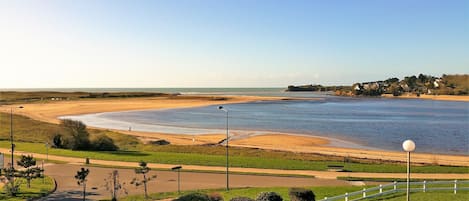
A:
[[2, 141, 469, 173], [0, 176, 55, 201]]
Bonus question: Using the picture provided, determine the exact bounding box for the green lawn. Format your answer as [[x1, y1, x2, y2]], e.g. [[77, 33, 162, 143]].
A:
[[2, 141, 468, 173], [120, 186, 367, 201], [0, 176, 55, 201], [119, 186, 469, 201], [365, 191, 469, 201]]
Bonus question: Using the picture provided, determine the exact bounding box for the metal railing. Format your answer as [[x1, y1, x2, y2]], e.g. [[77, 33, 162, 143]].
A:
[[319, 180, 469, 201]]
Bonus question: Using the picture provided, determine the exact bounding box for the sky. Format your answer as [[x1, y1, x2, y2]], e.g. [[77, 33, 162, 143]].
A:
[[0, 0, 468, 88]]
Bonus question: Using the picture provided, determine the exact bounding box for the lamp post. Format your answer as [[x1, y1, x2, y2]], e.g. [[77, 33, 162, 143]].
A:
[[45, 142, 50, 162], [171, 166, 182, 194], [10, 106, 24, 170], [402, 139, 416, 201], [218, 106, 229, 191]]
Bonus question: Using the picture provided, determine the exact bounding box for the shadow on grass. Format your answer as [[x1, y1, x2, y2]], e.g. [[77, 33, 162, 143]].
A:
[[106, 150, 150, 157]]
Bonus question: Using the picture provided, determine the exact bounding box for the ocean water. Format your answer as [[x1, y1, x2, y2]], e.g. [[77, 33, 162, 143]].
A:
[[63, 94, 469, 155]]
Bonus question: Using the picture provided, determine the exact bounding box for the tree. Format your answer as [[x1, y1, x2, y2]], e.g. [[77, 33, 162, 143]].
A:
[[2, 167, 21, 196], [75, 168, 90, 201], [60, 119, 90, 150], [17, 155, 43, 188], [104, 170, 128, 201], [131, 161, 156, 200]]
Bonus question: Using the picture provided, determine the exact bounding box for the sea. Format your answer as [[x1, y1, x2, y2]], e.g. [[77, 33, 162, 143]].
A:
[[7, 88, 468, 155]]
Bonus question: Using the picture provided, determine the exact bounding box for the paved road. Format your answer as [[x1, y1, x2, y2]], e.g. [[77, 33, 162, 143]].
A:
[[39, 163, 350, 200]]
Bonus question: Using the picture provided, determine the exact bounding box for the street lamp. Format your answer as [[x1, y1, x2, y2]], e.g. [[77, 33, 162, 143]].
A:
[[218, 106, 229, 191], [402, 139, 416, 201], [171, 166, 182, 194], [10, 106, 24, 169], [45, 142, 50, 162]]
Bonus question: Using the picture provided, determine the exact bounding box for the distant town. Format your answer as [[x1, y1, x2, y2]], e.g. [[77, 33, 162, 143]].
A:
[[287, 74, 469, 97]]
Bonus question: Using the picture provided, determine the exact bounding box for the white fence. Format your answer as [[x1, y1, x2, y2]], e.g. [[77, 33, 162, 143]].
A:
[[319, 180, 469, 201]]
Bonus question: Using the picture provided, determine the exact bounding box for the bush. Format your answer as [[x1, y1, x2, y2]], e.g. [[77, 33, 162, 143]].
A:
[[208, 192, 224, 201], [174, 193, 210, 201], [288, 188, 315, 201], [230, 197, 254, 201], [150, 139, 171, 145], [256, 192, 283, 201], [60, 119, 90, 150], [91, 135, 119, 151]]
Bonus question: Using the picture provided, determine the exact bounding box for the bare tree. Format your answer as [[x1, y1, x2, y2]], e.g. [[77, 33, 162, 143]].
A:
[[75, 168, 90, 201], [131, 161, 156, 199]]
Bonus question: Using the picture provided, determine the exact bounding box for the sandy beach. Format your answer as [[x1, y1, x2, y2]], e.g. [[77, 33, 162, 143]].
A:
[[381, 94, 469, 102], [1, 95, 468, 167]]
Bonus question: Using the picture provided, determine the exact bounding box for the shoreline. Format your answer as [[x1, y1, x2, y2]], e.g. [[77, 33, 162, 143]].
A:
[[381, 94, 469, 102], [2, 95, 468, 166]]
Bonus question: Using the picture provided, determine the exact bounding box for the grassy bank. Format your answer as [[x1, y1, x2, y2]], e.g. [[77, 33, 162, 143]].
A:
[[2, 141, 468, 173], [0, 91, 169, 104], [0, 176, 55, 201]]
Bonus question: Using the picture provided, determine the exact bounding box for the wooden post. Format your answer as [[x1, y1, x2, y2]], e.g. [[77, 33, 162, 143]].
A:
[[454, 180, 457, 194], [345, 192, 348, 201], [379, 184, 383, 193], [423, 181, 426, 192], [362, 188, 366, 198]]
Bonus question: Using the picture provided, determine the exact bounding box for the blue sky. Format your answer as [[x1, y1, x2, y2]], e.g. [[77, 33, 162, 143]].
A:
[[0, 0, 468, 88]]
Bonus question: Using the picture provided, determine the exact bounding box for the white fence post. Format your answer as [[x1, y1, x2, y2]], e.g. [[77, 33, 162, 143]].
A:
[[345, 192, 348, 201], [423, 180, 426, 192], [454, 180, 458, 194], [324, 197, 328, 201], [393, 181, 397, 191], [362, 188, 366, 198], [379, 184, 383, 193]]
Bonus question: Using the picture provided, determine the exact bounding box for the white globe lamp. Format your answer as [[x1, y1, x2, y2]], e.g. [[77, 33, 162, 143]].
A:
[[402, 140, 416, 152], [403, 139, 416, 201]]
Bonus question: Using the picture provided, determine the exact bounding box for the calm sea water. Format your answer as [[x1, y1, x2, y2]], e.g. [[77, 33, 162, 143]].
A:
[[62, 92, 469, 155]]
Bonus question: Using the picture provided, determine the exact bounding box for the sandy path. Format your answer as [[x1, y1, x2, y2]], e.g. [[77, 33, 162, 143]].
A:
[[2, 148, 469, 181]]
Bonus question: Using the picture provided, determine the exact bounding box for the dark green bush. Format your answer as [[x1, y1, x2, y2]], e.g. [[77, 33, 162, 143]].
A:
[[91, 135, 118, 151], [208, 192, 224, 201], [288, 188, 315, 201], [256, 192, 283, 201], [150, 139, 171, 145], [174, 192, 210, 201]]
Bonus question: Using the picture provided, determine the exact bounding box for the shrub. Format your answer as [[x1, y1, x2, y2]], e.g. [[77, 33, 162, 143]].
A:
[[256, 192, 283, 201], [288, 188, 315, 201], [60, 119, 90, 150], [91, 135, 119, 151], [208, 192, 224, 201], [52, 134, 63, 148], [230, 197, 254, 201], [174, 192, 210, 201], [150, 139, 171, 145]]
